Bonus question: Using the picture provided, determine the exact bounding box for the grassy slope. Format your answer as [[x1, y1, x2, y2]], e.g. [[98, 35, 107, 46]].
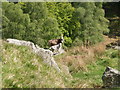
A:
[[55, 48, 119, 88], [2, 41, 72, 88], [2, 36, 119, 88], [55, 36, 119, 88]]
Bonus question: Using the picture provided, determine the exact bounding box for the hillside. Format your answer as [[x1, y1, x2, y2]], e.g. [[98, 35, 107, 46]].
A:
[[1, 40, 72, 88], [1, 1, 120, 88], [1, 36, 119, 88]]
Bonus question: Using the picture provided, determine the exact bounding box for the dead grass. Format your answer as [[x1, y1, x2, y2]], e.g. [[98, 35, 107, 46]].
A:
[[56, 35, 118, 72]]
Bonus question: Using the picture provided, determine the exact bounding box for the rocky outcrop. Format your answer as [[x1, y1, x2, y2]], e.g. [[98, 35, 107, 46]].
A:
[[50, 43, 64, 55], [106, 40, 120, 50], [102, 66, 120, 88], [6, 39, 61, 72]]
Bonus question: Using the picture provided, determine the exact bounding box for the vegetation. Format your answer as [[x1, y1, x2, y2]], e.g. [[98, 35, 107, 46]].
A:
[[2, 39, 119, 88], [103, 2, 120, 36], [72, 49, 119, 88], [2, 2, 109, 47], [2, 41, 72, 88], [1, 1, 119, 88]]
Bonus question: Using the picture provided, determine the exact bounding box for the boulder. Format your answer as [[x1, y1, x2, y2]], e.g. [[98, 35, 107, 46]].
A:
[[102, 66, 120, 88], [106, 40, 120, 50]]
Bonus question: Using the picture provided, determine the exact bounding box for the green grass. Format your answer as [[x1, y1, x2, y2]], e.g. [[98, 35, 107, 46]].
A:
[[2, 41, 119, 88], [0, 61, 1, 88], [72, 49, 119, 88], [2, 42, 72, 88]]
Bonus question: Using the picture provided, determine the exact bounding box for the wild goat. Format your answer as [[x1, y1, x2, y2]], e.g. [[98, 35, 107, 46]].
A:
[[48, 39, 63, 46], [48, 35, 64, 46]]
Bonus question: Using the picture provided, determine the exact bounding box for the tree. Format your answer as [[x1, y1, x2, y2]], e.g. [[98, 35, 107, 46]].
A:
[[2, 2, 62, 48], [22, 2, 61, 48], [2, 2, 110, 48], [2, 2, 30, 40], [46, 2, 74, 46], [71, 2, 109, 45]]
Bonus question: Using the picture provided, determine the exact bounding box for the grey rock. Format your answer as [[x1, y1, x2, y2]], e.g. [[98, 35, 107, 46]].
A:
[[113, 46, 120, 50], [50, 43, 64, 55], [6, 38, 61, 72], [106, 40, 120, 50], [102, 66, 120, 88]]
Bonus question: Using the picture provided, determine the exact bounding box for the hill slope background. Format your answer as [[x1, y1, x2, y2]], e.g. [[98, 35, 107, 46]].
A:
[[1, 40, 72, 88], [1, 36, 119, 88]]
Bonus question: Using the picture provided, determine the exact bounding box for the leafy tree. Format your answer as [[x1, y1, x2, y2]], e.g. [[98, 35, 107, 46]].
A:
[[2, 2, 61, 48], [46, 2, 74, 46], [21, 2, 61, 48], [2, 2, 110, 48], [71, 2, 109, 46], [68, 7, 85, 41], [2, 2, 30, 40]]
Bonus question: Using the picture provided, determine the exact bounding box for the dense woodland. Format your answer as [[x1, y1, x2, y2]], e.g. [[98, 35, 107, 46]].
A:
[[103, 2, 120, 36], [2, 2, 115, 48]]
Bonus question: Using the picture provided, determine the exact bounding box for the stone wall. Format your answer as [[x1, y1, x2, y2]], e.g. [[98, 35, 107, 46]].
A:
[[6, 39, 61, 72]]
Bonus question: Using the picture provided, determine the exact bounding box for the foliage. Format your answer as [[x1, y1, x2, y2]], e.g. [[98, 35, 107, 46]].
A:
[[2, 2, 61, 48], [46, 2, 74, 46], [71, 2, 109, 45], [2, 2, 30, 40], [103, 2, 120, 18], [1, 2, 119, 88], [103, 2, 120, 36], [2, 2, 109, 47]]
